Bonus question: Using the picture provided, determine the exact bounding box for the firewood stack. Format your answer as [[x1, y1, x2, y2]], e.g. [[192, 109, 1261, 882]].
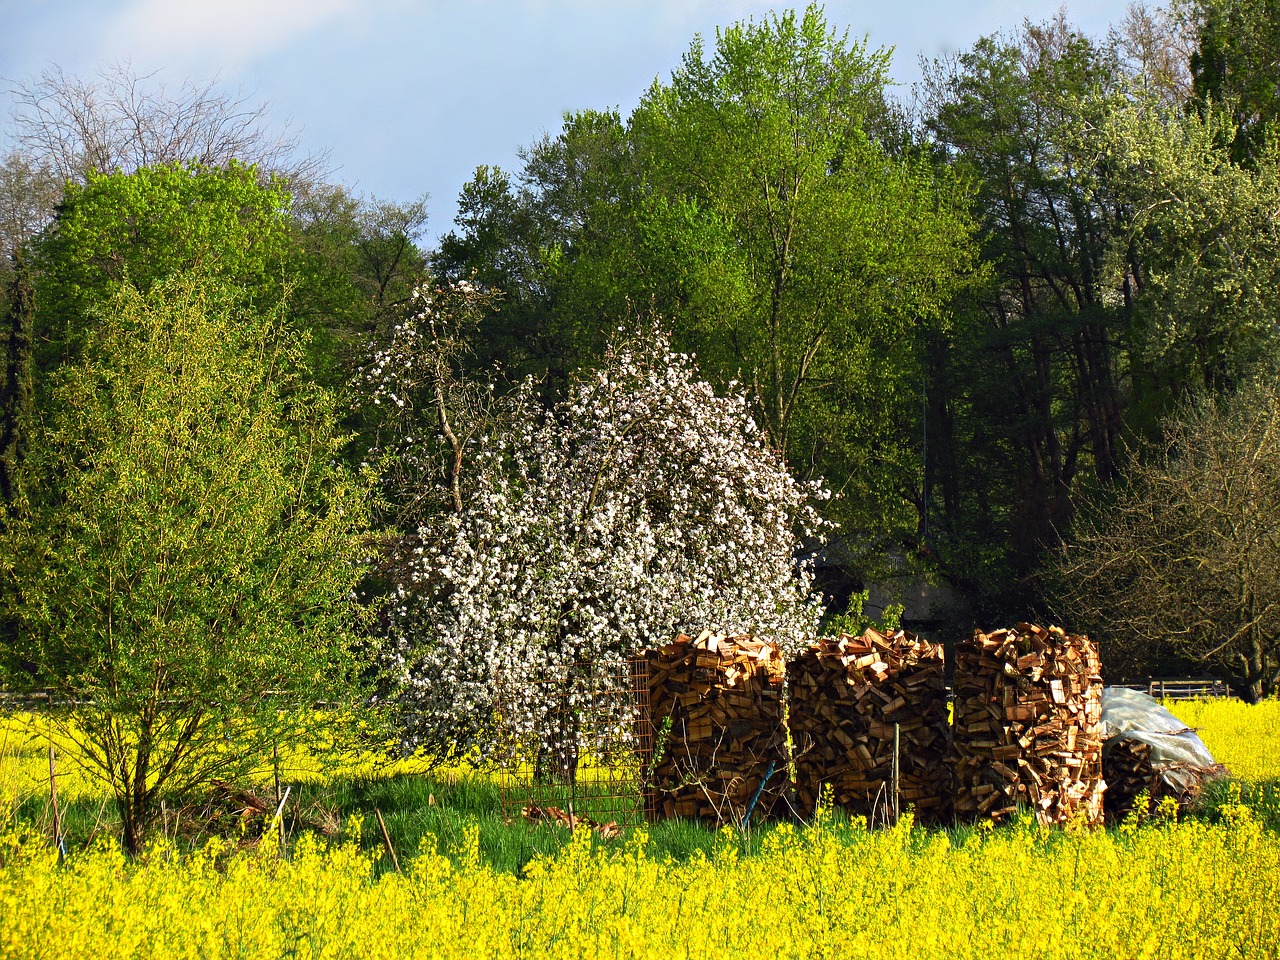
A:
[[790, 629, 951, 824], [952, 623, 1104, 825], [644, 630, 788, 826], [1101, 738, 1227, 823], [1101, 738, 1163, 821]]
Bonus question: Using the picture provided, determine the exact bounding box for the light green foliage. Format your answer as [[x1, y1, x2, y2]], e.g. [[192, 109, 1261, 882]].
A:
[[1098, 97, 1280, 393], [435, 6, 981, 571], [0, 274, 373, 851], [822, 590, 904, 637], [34, 162, 294, 376], [630, 8, 980, 550]]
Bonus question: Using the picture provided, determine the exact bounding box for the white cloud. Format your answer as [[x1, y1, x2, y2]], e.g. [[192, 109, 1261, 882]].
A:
[[99, 0, 363, 70]]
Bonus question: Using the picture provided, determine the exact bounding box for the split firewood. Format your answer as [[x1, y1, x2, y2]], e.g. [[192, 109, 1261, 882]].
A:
[[790, 628, 951, 824], [1102, 736, 1226, 823], [645, 630, 788, 826], [1101, 739, 1162, 822], [952, 623, 1104, 825]]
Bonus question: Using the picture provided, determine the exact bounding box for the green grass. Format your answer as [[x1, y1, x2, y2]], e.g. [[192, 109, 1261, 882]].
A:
[[10, 769, 1280, 876], [5, 769, 806, 875], [299, 774, 791, 875]]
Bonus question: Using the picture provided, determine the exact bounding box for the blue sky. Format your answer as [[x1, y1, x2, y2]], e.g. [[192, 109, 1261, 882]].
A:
[[1, 0, 1124, 244]]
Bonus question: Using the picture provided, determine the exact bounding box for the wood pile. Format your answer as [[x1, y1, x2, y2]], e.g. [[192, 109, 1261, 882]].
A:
[[521, 804, 623, 840], [1102, 738, 1226, 823], [790, 629, 951, 824], [952, 623, 1104, 825], [644, 630, 788, 826], [1101, 738, 1161, 822]]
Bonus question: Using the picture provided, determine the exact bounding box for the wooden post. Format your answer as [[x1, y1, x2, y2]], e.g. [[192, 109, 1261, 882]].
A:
[[272, 784, 291, 850], [272, 741, 282, 809], [48, 746, 64, 861], [374, 808, 401, 874], [891, 722, 901, 824]]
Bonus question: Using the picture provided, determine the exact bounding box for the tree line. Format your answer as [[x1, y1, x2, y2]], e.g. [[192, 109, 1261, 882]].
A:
[[427, 1, 1280, 697], [0, 0, 1278, 852]]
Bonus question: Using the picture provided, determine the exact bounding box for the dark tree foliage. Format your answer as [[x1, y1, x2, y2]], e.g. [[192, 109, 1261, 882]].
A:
[[1191, 0, 1280, 164], [920, 17, 1132, 608], [0, 250, 34, 506]]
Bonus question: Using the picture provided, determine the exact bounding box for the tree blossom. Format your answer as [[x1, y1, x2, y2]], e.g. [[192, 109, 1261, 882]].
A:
[[379, 327, 828, 766]]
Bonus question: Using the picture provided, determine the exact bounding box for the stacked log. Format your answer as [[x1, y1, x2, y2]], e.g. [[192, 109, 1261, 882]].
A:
[[1101, 738, 1162, 822], [790, 629, 951, 824], [952, 623, 1104, 825], [1102, 738, 1227, 823], [644, 630, 788, 826]]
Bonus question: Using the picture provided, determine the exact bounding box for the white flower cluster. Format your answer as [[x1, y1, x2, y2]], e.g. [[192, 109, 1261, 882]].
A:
[[356, 279, 494, 522], [359, 283, 463, 411], [381, 327, 829, 763]]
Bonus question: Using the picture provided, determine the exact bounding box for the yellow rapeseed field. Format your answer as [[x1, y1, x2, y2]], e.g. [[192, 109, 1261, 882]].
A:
[[1, 806, 1278, 959], [1, 698, 1277, 959], [0, 712, 447, 814], [5, 697, 1275, 807], [1163, 697, 1280, 783]]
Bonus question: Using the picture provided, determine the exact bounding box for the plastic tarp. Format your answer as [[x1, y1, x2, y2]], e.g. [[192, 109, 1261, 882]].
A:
[[1101, 687, 1224, 798]]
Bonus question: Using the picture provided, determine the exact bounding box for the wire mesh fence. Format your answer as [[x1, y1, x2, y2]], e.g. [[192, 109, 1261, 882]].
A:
[[492, 657, 653, 828], [492, 657, 654, 825]]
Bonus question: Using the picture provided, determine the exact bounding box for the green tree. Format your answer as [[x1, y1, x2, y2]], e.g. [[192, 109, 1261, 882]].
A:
[[437, 7, 980, 574], [628, 10, 979, 557], [34, 162, 296, 378], [1191, 0, 1280, 164], [433, 119, 639, 388], [0, 63, 324, 296], [0, 274, 372, 853], [0, 250, 35, 506], [288, 183, 431, 393], [921, 17, 1134, 601], [1099, 91, 1280, 396]]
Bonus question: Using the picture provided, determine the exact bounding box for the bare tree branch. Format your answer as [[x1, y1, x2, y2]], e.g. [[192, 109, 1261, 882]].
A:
[[1051, 374, 1280, 701]]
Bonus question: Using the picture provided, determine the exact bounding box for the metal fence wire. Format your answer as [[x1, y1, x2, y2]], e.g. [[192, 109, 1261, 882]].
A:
[[492, 657, 653, 828]]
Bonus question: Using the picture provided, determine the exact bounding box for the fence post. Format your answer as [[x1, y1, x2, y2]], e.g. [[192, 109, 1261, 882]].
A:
[[48, 746, 65, 862], [891, 722, 901, 824]]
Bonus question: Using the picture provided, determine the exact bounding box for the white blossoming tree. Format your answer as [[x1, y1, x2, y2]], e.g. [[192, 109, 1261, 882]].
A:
[[379, 325, 827, 774]]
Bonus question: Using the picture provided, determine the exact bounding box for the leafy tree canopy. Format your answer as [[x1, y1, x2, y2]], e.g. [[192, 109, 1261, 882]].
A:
[[0, 273, 373, 852], [380, 328, 826, 766], [34, 161, 295, 377], [435, 5, 982, 577], [1191, 0, 1280, 163], [1052, 373, 1280, 702]]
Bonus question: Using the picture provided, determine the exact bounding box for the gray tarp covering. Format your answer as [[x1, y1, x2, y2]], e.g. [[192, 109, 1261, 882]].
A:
[[1101, 687, 1224, 799]]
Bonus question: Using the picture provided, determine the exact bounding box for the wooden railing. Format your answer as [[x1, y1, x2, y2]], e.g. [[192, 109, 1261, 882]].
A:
[[1113, 679, 1234, 700]]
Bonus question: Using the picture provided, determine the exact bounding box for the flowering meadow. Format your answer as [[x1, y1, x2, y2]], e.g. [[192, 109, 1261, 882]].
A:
[[2, 802, 1278, 959], [0, 698, 1277, 958]]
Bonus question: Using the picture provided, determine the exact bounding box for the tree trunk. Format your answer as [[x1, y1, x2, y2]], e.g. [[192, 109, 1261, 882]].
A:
[[534, 683, 580, 786], [118, 722, 154, 855]]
